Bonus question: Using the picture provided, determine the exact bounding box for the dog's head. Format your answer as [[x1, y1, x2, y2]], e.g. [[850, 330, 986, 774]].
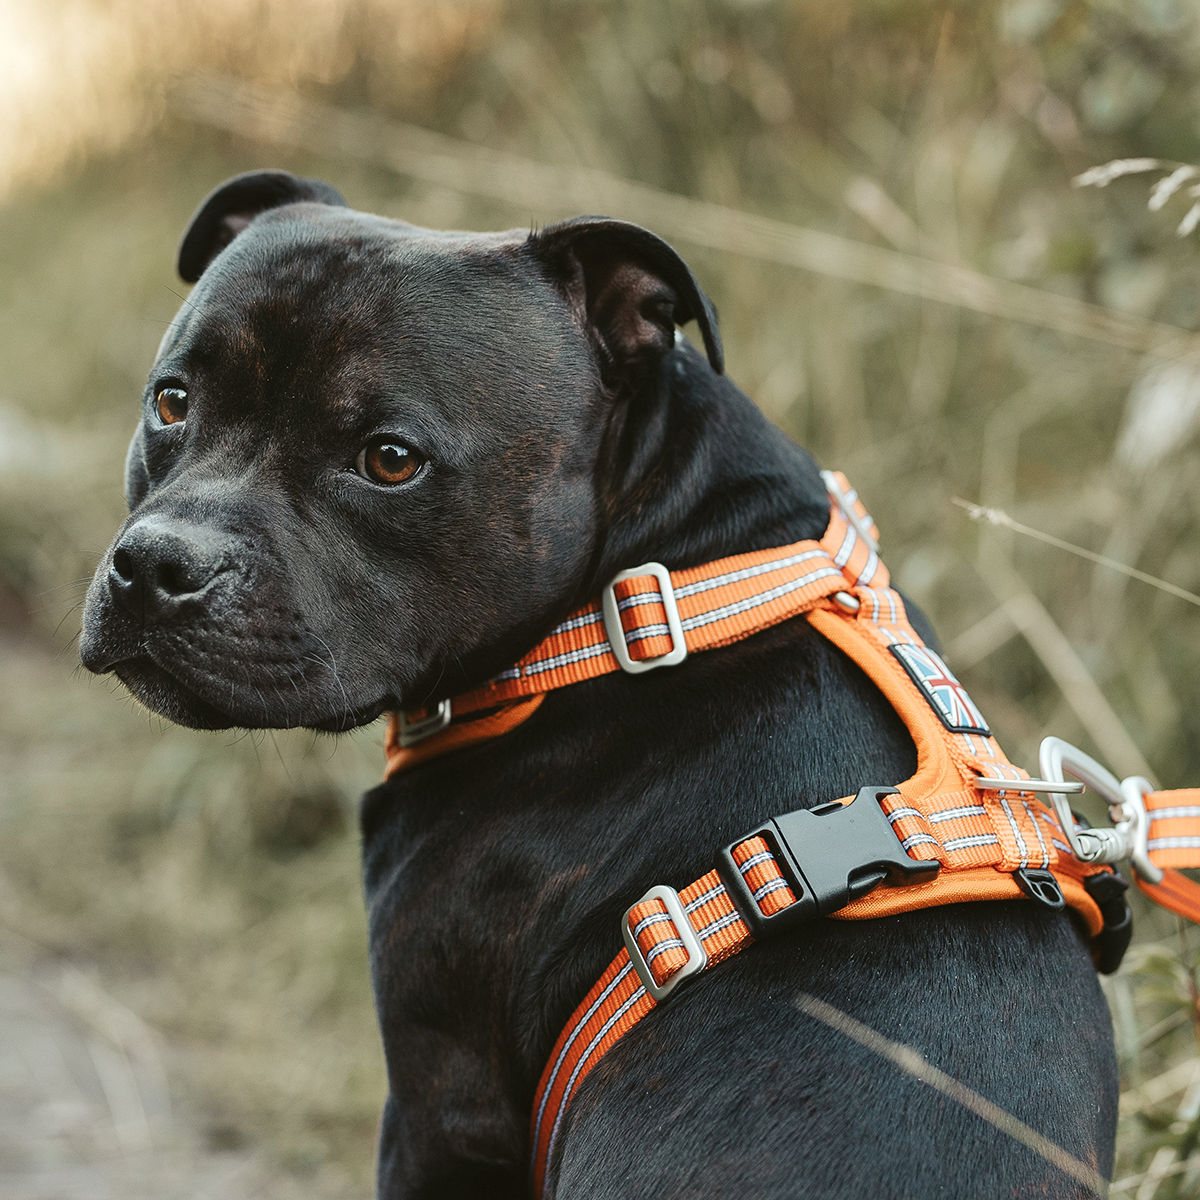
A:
[[80, 171, 723, 731]]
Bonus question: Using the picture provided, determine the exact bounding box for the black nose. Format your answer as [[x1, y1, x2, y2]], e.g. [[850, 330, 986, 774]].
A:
[[109, 517, 234, 619]]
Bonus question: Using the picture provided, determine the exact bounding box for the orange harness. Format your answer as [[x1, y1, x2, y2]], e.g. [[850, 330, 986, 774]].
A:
[[382, 472, 1200, 1199]]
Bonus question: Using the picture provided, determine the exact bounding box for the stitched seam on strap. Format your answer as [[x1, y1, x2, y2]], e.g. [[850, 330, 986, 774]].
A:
[[927, 805, 987, 823], [616, 590, 665, 610], [624, 624, 671, 643], [901, 833, 940, 849], [999, 797, 1030, 868], [942, 833, 1000, 851], [833, 526, 857, 568], [547, 611, 603, 637], [631, 912, 674, 939], [752, 878, 791, 903], [522, 641, 612, 677], [695, 909, 742, 941], [685, 884, 726, 913], [738, 850, 773, 873], [644, 938, 684, 964], [1025, 800, 1050, 869]]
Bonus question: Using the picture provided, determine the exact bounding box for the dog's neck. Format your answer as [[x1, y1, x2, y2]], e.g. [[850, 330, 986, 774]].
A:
[[421, 340, 832, 704], [583, 341, 831, 604]]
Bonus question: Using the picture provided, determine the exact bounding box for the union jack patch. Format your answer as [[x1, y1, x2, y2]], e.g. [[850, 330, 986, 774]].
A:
[[889, 644, 991, 736]]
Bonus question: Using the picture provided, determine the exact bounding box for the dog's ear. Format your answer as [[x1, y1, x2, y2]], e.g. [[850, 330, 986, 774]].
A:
[[529, 217, 724, 377], [177, 170, 347, 283]]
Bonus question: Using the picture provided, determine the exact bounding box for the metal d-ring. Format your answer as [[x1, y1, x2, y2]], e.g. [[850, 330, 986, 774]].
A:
[[397, 699, 452, 747]]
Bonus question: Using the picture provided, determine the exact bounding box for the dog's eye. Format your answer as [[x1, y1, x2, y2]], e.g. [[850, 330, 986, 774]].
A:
[[155, 387, 188, 426], [356, 438, 424, 486]]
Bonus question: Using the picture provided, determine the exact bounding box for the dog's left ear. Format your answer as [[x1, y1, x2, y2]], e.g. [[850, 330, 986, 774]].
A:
[[177, 170, 348, 283], [529, 217, 724, 376]]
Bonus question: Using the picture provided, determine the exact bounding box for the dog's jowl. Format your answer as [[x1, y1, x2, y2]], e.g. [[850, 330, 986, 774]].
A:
[[81, 171, 1119, 1199]]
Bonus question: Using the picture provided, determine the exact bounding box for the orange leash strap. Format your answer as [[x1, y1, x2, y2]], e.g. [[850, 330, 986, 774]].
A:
[[1135, 790, 1200, 921]]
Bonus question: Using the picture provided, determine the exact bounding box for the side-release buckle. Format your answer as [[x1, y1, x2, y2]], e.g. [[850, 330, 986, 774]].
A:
[[716, 786, 940, 938]]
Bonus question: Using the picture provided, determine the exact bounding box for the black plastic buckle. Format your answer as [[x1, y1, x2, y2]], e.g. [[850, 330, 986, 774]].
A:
[[716, 786, 940, 938]]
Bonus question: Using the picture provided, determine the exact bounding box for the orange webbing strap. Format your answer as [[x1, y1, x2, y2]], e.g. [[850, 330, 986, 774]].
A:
[[529, 836, 798, 1199], [525, 481, 1122, 1195], [384, 474, 883, 776], [384, 696, 544, 776], [1132, 790, 1200, 921]]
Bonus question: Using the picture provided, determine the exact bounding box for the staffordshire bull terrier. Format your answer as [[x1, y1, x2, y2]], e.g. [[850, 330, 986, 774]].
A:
[[81, 171, 1118, 1199]]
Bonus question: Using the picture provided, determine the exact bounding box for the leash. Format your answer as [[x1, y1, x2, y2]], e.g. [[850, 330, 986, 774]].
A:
[[382, 472, 1200, 1198]]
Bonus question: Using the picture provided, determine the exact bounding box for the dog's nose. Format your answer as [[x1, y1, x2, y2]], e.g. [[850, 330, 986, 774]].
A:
[[109, 517, 234, 618]]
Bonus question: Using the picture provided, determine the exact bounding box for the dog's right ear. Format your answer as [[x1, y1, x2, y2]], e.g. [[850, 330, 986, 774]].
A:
[[177, 170, 347, 283]]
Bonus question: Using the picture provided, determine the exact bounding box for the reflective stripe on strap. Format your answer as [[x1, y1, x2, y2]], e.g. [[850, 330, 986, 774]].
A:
[[1131, 790, 1200, 921], [385, 476, 886, 775], [529, 837, 792, 1199]]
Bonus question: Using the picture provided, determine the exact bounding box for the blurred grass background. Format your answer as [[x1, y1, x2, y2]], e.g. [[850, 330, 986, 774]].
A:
[[7, 0, 1200, 1194]]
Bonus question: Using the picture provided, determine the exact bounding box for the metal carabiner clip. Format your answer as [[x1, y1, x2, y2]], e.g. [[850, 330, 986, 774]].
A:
[[1037, 737, 1162, 884]]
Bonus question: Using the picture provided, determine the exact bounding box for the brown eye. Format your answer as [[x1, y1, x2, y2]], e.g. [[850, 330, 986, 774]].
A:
[[356, 438, 424, 485], [155, 387, 188, 426]]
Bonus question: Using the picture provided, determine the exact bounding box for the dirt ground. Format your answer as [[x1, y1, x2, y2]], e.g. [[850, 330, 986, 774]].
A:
[[0, 948, 357, 1200], [0, 628, 383, 1199]]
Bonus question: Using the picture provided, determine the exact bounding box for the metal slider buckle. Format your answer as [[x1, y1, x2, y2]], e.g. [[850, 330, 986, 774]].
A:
[[1037, 736, 1162, 884], [621, 884, 708, 1002], [396, 699, 452, 748], [601, 562, 688, 675], [715, 786, 940, 939]]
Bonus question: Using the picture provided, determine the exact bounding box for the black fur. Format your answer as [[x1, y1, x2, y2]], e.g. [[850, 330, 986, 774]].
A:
[[80, 172, 1118, 1198]]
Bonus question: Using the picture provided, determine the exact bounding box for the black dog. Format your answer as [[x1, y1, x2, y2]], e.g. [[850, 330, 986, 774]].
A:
[[81, 171, 1118, 1198]]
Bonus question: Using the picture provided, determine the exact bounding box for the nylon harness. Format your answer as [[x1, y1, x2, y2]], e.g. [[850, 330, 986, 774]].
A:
[[382, 471, 1200, 1199]]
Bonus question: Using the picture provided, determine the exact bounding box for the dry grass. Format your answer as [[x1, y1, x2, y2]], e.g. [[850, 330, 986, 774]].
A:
[[6, 0, 1200, 1192]]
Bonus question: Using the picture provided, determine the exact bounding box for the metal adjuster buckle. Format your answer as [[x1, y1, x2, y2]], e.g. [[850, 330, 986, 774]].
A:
[[601, 562, 688, 675], [820, 469, 879, 554], [621, 884, 708, 1002], [1037, 736, 1162, 884], [715, 786, 940, 938], [396, 699, 452, 748]]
